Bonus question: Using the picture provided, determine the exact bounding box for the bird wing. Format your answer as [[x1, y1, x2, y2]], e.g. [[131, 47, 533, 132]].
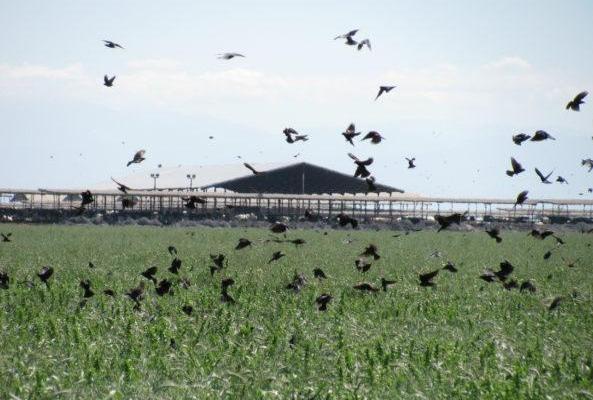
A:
[[374, 87, 385, 100], [111, 177, 131, 190], [510, 157, 521, 171], [420, 269, 439, 282], [348, 153, 360, 162], [575, 91, 588, 102], [534, 168, 545, 181], [360, 157, 373, 166], [243, 163, 258, 174], [544, 170, 554, 181]]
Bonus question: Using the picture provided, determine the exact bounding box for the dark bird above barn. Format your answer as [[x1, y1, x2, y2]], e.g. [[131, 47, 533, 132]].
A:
[[365, 176, 377, 193], [103, 75, 116, 87], [235, 238, 252, 250], [243, 162, 260, 175], [375, 86, 396, 101], [406, 157, 416, 169], [357, 39, 371, 51], [348, 153, 373, 178], [183, 195, 206, 209], [530, 130, 555, 141], [81, 190, 94, 207], [334, 29, 359, 40], [506, 157, 525, 177], [515, 190, 529, 206], [342, 123, 361, 145], [512, 133, 531, 145], [111, 177, 133, 193], [419, 270, 439, 287], [217, 52, 245, 60], [127, 150, 146, 167], [103, 40, 124, 49], [315, 294, 332, 311], [353, 282, 379, 292], [1, 233, 12, 242], [535, 168, 553, 184], [566, 91, 588, 111], [362, 131, 385, 144], [485, 227, 503, 243], [434, 212, 466, 232]]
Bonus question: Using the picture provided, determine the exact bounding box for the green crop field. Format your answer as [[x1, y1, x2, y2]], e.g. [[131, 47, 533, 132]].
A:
[[0, 224, 592, 399]]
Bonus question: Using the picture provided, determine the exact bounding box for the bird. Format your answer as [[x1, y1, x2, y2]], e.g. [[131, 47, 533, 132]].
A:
[[361, 131, 385, 144], [235, 238, 252, 250], [168, 258, 182, 274], [103, 289, 116, 297], [530, 130, 555, 141], [168, 246, 178, 256], [336, 213, 358, 228], [0, 270, 9, 289], [355, 258, 372, 273], [37, 266, 54, 287], [357, 39, 371, 51], [519, 280, 536, 293], [270, 222, 288, 233], [342, 123, 361, 145], [344, 36, 358, 46], [127, 150, 146, 167], [566, 91, 588, 111], [548, 296, 563, 311], [111, 177, 133, 193], [543, 250, 553, 260], [479, 270, 497, 282], [360, 244, 380, 260], [217, 53, 245, 60], [512, 133, 531, 145], [103, 75, 116, 87], [268, 251, 286, 264], [334, 29, 359, 40], [283, 128, 309, 143], [182, 305, 193, 315], [405, 157, 416, 169], [79, 279, 94, 298], [442, 261, 458, 273], [502, 279, 519, 290], [183, 196, 206, 209], [103, 40, 124, 49], [348, 153, 373, 178], [375, 86, 396, 101], [485, 227, 503, 243], [494, 260, 514, 281], [381, 277, 396, 291], [514, 190, 529, 206], [315, 294, 332, 311], [529, 229, 555, 240], [221, 278, 235, 291], [581, 159, 593, 172], [556, 176, 568, 184], [365, 177, 378, 193], [506, 158, 525, 177], [243, 163, 260, 175], [434, 212, 466, 232], [285, 271, 307, 292], [210, 254, 226, 270], [419, 270, 439, 287], [141, 266, 158, 284], [155, 279, 173, 296], [126, 282, 145, 306], [313, 268, 327, 279], [535, 168, 553, 184], [80, 190, 94, 207], [353, 282, 379, 292], [1, 233, 12, 242]]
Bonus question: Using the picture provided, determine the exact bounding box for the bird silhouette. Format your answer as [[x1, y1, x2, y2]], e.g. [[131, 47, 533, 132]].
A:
[[566, 91, 588, 111], [519, 280, 536, 293], [357, 39, 371, 51], [235, 238, 252, 250], [285, 271, 307, 292], [535, 168, 553, 184], [111, 177, 133, 193], [375, 86, 396, 100], [365, 176, 378, 193], [360, 244, 380, 260], [315, 294, 332, 311], [103, 75, 116, 87], [406, 157, 416, 169], [270, 222, 289, 234], [103, 40, 124, 49], [168, 246, 178, 256], [79, 279, 94, 298], [581, 159, 593, 172], [485, 227, 503, 243], [334, 29, 359, 40], [514, 190, 529, 206], [434, 212, 466, 232], [0, 270, 9, 289], [355, 258, 372, 273], [442, 261, 458, 273], [141, 266, 158, 284], [169, 258, 182, 274], [506, 157, 525, 177], [313, 268, 327, 279], [494, 260, 514, 281], [127, 150, 146, 167], [183, 196, 206, 209], [268, 251, 286, 264], [348, 153, 373, 178], [530, 130, 555, 141], [361, 131, 385, 144], [512, 133, 531, 145], [217, 53, 245, 60], [37, 266, 54, 287], [155, 279, 172, 296], [1, 233, 12, 242], [336, 213, 359, 228], [419, 270, 439, 287], [381, 277, 396, 291], [126, 282, 145, 307], [243, 163, 260, 175], [556, 176, 568, 184], [182, 305, 193, 315], [548, 296, 563, 311], [342, 123, 361, 145], [353, 282, 379, 292]]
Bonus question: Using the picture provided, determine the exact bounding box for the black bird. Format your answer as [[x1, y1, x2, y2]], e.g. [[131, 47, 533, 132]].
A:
[[535, 168, 553, 184], [285, 271, 307, 292], [348, 153, 373, 178], [103, 40, 124, 49], [37, 266, 54, 286], [375, 86, 396, 101], [217, 52, 245, 60], [506, 158, 525, 177], [479, 270, 497, 282], [529, 229, 555, 240], [103, 75, 116, 87], [235, 238, 252, 250], [79, 279, 94, 298], [283, 128, 308, 143], [103, 289, 116, 297], [1, 233, 12, 242], [168, 246, 178, 256], [182, 305, 193, 315], [548, 296, 563, 311], [556, 176, 568, 184], [111, 177, 132, 193], [0, 270, 10, 289], [543, 250, 552, 260], [485, 227, 503, 243], [344, 36, 358, 46], [155, 279, 173, 296], [581, 159, 593, 172], [442, 261, 458, 273], [530, 130, 555, 141], [141, 266, 158, 284], [520, 280, 536, 293], [353, 282, 379, 292], [406, 157, 416, 169], [121, 197, 137, 209], [365, 177, 378, 192], [514, 190, 529, 206], [361, 131, 385, 144], [512, 133, 531, 145], [243, 163, 260, 175], [336, 213, 358, 229], [313, 268, 327, 279], [355, 258, 372, 273], [270, 222, 289, 234], [221, 278, 235, 291], [127, 150, 146, 167], [184, 196, 206, 209], [360, 244, 380, 260], [126, 282, 145, 306], [334, 29, 359, 40], [357, 39, 371, 51], [169, 258, 182, 274], [502, 279, 519, 290], [315, 294, 332, 311], [566, 91, 588, 111], [434, 212, 466, 232], [210, 254, 226, 270], [381, 277, 396, 291], [268, 251, 286, 264], [342, 123, 361, 145], [419, 270, 439, 287], [81, 190, 94, 207], [494, 260, 514, 281]]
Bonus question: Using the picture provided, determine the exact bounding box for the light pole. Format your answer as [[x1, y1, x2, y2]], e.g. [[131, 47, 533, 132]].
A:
[[186, 174, 196, 190], [150, 173, 160, 190]]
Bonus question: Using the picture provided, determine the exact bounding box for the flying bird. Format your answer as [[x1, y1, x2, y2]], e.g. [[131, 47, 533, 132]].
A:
[[365, 176, 378, 193], [342, 123, 361, 145], [556, 176, 568, 184], [357, 39, 371, 51], [361, 131, 385, 144], [566, 91, 588, 111], [103, 40, 124, 49], [127, 150, 146, 167], [141, 266, 158, 284], [535, 168, 553, 184], [581, 159, 593, 172], [512, 133, 531, 145], [348, 153, 373, 178], [530, 130, 555, 142], [1, 233, 12, 242], [434, 212, 466, 232], [103, 75, 116, 87], [514, 190, 529, 206], [334, 29, 359, 40], [235, 238, 252, 250], [184, 196, 206, 209], [506, 157, 525, 177], [360, 244, 380, 260], [375, 86, 396, 101], [344, 36, 358, 46], [419, 270, 439, 287], [217, 52, 245, 60], [268, 251, 286, 264], [353, 282, 379, 292], [485, 227, 503, 243], [405, 157, 416, 169], [111, 177, 133, 193]]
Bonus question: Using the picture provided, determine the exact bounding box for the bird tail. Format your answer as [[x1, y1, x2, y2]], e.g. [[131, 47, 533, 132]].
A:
[[505, 170, 514, 177]]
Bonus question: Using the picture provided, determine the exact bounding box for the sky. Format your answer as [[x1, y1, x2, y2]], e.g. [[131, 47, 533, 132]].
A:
[[1, 0, 592, 199]]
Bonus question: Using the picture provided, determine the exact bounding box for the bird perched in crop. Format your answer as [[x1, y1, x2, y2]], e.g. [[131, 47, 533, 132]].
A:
[[168, 258, 182, 274], [442, 261, 458, 273], [0, 270, 9, 289], [268, 251, 286, 264], [381, 277, 396, 291], [342, 123, 361, 145], [353, 282, 379, 292], [360, 244, 380, 260], [126, 282, 145, 307], [419, 270, 439, 287], [355, 258, 372, 273], [183, 196, 206, 209], [103, 40, 124, 49], [313, 268, 327, 279], [141, 266, 158, 284], [336, 213, 358, 228], [270, 222, 288, 233], [348, 153, 373, 178], [361, 131, 385, 144], [566, 91, 588, 111], [79, 279, 94, 298], [315, 294, 332, 311], [375, 86, 396, 100], [155, 279, 172, 296], [37, 266, 54, 287], [506, 157, 525, 177], [127, 150, 146, 167], [235, 238, 252, 250]]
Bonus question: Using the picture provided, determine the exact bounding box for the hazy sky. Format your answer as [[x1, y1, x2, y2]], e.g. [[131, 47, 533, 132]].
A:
[[1, 0, 592, 198]]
